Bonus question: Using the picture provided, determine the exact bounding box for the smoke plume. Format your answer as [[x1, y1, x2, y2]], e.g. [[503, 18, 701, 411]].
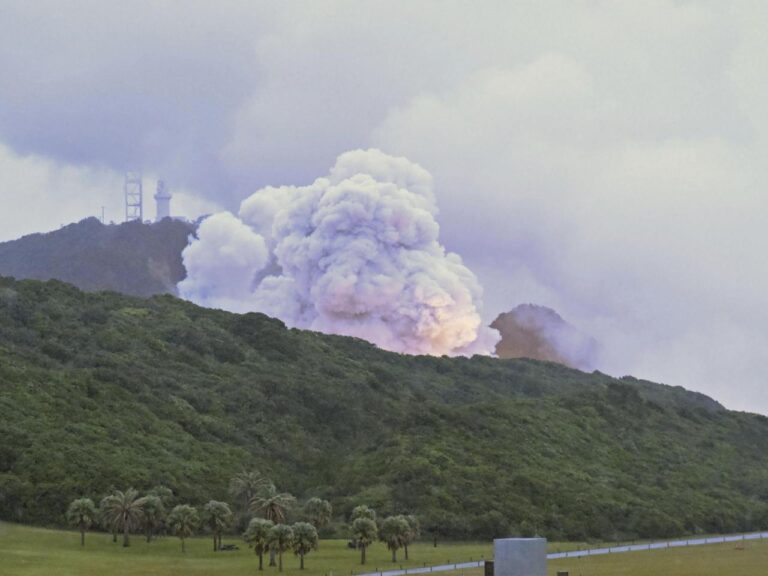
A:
[[178, 149, 499, 356], [491, 304, 598, 370]]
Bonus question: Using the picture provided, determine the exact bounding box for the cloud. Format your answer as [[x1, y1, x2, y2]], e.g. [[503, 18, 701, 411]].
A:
[[179, 149, 498, 356], [0, 142, 122, 241], [0, 142, 221, 242], [372, 38, 768, 412], [1, 0, 768, 411]]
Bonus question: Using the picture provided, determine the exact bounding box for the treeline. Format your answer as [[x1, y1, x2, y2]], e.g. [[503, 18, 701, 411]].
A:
[[2, 278, 768, 543], [66, 471, 419, 570]]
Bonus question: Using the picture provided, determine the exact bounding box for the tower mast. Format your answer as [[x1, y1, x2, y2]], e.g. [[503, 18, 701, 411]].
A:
[[124, 172, 143, 222]]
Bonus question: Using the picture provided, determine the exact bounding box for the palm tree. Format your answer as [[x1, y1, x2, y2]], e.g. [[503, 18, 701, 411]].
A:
[[230, 470, 268, 520], [147, 485, 174, 507], [66, 498, 97, 546], [141, 495, 166, 543], [202, 500, 233, 551], [351, 505, 376, 522], [243, 517, 274, 570], [380, 516, 410, 563], [251, 484, 295, 566], [99, 493, 120, 543], [250, 484, 296, 524], [267, 523, 294, 572], [403, 515, 420, 560], [304, 498, 332, 530], [291, 522, 318, 570], [351, 517, 377, 565], [100, 488, 146, 547], [167, 504, 199, 553]]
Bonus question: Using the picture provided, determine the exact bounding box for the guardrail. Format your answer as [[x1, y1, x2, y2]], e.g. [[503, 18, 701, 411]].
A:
[[355, 560, 485, 576], [354, 530, 768, 576], [547, 531, 768, 559]]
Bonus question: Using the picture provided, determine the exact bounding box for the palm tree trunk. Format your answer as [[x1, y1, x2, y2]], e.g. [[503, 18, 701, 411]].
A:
[[405, 544, 409, 560], [269, 548, 277, 566], [300, 551, 305, 570], [361, 544, 366, 565], [218, 533, 223, 551], [392, 549, 397, 563], [123, 520, 130, 547], [112, 529, 117, 543], [80, 526, 85, 547], [278, 550, 283, 572], [146, 526, 152, 543], [259, 551, 264, 570], [213, 533, 217, 551], [181, 537, 186, 553]]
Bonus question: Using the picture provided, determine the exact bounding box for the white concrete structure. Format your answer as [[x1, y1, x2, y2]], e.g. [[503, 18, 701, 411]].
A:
[[154, 179, 172, 221], [493, 538, 547, 576]]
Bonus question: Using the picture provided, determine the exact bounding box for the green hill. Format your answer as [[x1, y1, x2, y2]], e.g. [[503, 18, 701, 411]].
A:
[[0, 218, 193, 297], [0, 277, 767, 541]]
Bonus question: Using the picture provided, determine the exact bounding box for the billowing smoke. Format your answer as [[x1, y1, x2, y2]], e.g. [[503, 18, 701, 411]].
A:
[[178, 149, 499, 356], [491, 304, 598, 371]]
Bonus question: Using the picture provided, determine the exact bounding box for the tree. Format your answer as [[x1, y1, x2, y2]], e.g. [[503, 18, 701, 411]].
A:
[[351, 517, 377, 565], [100, 488, 146, 547], [147, 485, 174, 507], [351, 505, 376, 522], [403, 515, 420, 560], [66, 498, 97, 546], [380, 516, 410, 563], [202, 500, 233, 551], [291, 522, 319, 570], [230, 470, 268, 523], [141, 495, 166, 543], [251, 484, 296, 566], [250, 484, 296, 525], [267, 523, 294, 572], [304, 497, 332, 530], [98, 493, 120, 543], [168, 504, 199, 553], [243, 517, 274, 570]]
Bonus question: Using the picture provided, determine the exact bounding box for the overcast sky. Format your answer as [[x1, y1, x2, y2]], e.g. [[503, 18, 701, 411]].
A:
[[1, 1, 766, 413]]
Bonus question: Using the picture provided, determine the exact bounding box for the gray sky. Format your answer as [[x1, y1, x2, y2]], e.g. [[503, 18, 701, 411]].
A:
[[1, 1, 766, 412]]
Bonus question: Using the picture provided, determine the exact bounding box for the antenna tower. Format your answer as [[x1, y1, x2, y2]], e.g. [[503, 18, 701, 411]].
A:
[[124, 172, 143, 222]]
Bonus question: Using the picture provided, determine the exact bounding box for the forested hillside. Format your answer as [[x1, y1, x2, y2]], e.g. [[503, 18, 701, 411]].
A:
[[0, 218, 193, 297], [1, 277, 767, 541]]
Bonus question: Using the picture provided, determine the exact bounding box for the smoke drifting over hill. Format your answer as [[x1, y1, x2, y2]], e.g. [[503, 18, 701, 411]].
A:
[[492, 304, 598, 370], [179, 149, 499, 356]]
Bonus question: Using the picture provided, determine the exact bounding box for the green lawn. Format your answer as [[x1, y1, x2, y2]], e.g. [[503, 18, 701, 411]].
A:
[[2, 522, 767, 576], [547, 539, 768, 576], [0, 522, 491, 576]]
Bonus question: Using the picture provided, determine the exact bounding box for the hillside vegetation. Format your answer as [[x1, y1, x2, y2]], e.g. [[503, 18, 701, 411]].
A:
[[1, 277, 767, 541], [0, 218, 193, 297]]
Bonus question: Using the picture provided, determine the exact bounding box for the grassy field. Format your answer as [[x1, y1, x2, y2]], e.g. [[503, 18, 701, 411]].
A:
[[2, 522, 767, 576], [0, 522, 492, 576], [547, 539, 768, 576]]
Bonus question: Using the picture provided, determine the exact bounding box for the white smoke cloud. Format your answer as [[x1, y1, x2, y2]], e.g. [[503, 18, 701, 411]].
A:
[[178, 149, 498, 356]]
